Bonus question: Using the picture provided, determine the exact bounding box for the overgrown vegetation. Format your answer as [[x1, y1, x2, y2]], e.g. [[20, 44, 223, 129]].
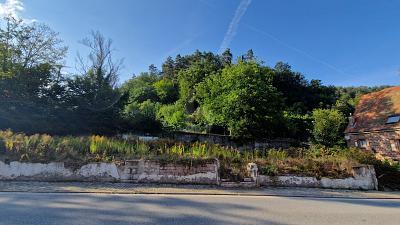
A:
[[0, 16, 389, 142], [1, 130, 392, 182], [0, 16, 398, 188]]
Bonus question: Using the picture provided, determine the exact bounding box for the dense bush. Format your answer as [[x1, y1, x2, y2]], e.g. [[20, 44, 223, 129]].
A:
[[312, 109, 347, 147]]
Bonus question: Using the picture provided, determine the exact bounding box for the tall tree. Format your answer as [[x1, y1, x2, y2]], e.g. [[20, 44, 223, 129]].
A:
[[175, 54, 188, 72], [242, 49, 255, 62], [0, 16, 69, 133], [0, 16, 67, 73], [161, 56, 175, 79], [76, 31, 122, 88], [148, 64, 160, 76], [197, 61, 283, 138], [221, 48, 233, 66], [67, 31, 123, 134], [177, 51, 223, 113]]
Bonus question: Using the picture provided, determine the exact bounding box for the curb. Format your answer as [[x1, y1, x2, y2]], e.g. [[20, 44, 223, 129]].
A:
[[0, 189, 399, 199]]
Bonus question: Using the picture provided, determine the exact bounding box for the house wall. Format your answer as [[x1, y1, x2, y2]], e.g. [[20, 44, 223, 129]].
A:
[[346, 130, 400, 160]]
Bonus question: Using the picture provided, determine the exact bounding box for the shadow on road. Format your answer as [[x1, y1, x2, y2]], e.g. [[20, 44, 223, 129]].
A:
[[0, 193, 288, 225], [310, 197, 400, 208]]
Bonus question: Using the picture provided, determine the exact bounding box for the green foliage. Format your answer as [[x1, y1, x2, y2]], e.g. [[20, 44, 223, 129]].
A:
[[157, 103, 188, 129], [312, 108, 346, 147], [273, 62, 337, 114], [153, 78, 178, 104], [260, 164, 278, 176], [0, 17, 391, 141], [177, 59, 222, 112], [281, 112, 312, 140], [197, 61, 283, 138], [122, 100, 161, 132], [121, 72, 160, 103]]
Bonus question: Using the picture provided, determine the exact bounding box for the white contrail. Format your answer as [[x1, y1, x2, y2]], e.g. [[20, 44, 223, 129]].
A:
[[218, 0, 252, 53], [162, 36, 198, 59], [244, 23, 348, 75]]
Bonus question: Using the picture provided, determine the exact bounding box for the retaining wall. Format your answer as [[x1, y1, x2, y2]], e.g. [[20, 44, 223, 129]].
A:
[[0, 159, 219, 184], [0, 160, 378, 190], [255, 165, 378, 190], [168, 132, 299, 149]]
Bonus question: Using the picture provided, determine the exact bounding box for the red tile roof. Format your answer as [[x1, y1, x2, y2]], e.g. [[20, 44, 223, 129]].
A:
[[345, 86, 400, 133]]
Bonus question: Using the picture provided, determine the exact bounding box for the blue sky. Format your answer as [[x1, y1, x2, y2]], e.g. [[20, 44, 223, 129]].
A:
[[2, 0, 400, 86]]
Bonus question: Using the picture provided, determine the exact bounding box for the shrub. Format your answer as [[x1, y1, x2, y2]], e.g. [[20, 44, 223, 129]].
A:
[[157, 103, 188, 129], [312, 108, 346, 147], [260, 164, 278, 176]]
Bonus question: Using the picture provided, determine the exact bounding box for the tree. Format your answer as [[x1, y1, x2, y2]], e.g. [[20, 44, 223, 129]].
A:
[[197, 61, 283, 138], [161, 56, 175, 79], [221, 48, 232, 66], [177, 51, 223, 112], [0, 16, 67, 73], [122, 100, 161, 133], [272, 62, 309, 113], [175, 54, 188, 72], [67, 31, 123, 134], [76, 31, 122, 87], [312, 108, 346, 147], [148, 64, 160, 76], [242, 49, 255, 62], [0, 16, 69, 134], [157, 103, 187, 130], [120, 72, 160, 104], [153, 78, 178, 104]]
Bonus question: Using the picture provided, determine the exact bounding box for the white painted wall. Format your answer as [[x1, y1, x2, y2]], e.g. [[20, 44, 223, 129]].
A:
[[0, 160, 219, 184], [256, 165, 378, 190]]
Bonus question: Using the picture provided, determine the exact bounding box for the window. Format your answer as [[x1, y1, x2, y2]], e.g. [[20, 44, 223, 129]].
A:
[[386, 115, 400, 124], [390, 140, 400, 152], [358, 139, 368, 148]]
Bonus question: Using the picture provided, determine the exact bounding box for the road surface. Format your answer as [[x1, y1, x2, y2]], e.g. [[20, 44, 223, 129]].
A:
[[0, 192, 398, 225]]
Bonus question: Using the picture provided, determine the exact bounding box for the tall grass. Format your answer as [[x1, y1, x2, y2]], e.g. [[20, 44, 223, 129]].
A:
[[0, 129, 380, 180]]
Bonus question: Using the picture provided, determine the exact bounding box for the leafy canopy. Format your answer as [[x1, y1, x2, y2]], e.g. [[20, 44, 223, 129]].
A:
[[197, 61, 283, 138]]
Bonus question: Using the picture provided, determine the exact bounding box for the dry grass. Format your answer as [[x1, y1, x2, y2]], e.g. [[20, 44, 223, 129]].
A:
[[0, 130, 379, 180]]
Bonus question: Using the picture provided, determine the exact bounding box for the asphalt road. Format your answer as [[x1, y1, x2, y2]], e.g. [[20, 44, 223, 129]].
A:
[[0, 192, 399, 225]]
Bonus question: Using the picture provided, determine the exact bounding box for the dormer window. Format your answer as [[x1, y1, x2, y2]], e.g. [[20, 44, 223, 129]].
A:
[[386, 115, 400, 124]]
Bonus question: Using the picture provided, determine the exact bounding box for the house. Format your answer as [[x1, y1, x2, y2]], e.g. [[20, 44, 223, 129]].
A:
[[344, 86, 400, 161]]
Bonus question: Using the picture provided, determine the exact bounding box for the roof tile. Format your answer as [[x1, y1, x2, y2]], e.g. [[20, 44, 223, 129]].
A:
[[345, 86, 400, 133]]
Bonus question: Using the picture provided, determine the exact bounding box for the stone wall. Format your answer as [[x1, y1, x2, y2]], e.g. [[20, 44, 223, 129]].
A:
[[0, 159, 219, 184], [119, 160, 219, 184], [255, 165, 378, 190], [0, 159, 378, 190], [163, 131, 298, 150], [346, 130, 400, 160]]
